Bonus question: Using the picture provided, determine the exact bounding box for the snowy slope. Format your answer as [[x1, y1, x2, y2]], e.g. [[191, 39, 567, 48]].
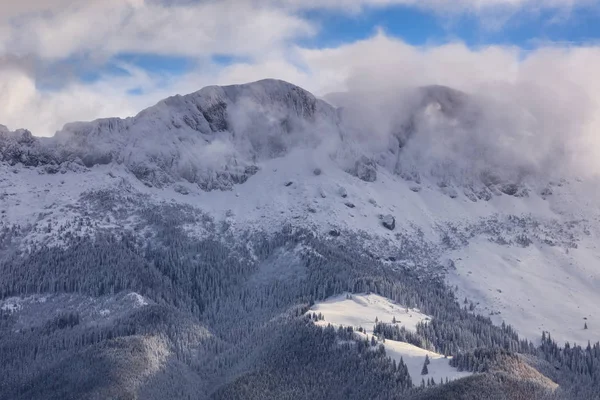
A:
[[309, 293, 431, 333], [382, 341, 471, 386], [308, 293, 472, 383], [448, 235, 600, 345]]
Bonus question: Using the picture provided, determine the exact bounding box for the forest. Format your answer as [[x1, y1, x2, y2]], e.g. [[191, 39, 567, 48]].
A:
[[0, 189, 598, 399]]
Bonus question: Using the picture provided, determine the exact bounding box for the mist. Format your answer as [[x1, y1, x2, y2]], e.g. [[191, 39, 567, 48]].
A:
[[305, 34, 600, 184], [3, 27, 600, 193]]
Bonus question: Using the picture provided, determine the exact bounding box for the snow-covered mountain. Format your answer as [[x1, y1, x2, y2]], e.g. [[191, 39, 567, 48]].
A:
[[1, 79, 599, 399], [1, 79, 340, 191]]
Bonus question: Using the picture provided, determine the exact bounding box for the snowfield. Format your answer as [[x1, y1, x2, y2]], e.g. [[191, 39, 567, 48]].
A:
[[308, 293, 472, 383], [448, 235, 600, 345], [382, 340, 471, 386]]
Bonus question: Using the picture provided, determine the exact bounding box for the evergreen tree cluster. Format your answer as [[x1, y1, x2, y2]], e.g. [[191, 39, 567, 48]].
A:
[[215, 320, 413, 400]]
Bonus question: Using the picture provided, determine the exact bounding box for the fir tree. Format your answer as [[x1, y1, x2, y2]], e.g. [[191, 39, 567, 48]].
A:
[[421, 358, 429, 375]]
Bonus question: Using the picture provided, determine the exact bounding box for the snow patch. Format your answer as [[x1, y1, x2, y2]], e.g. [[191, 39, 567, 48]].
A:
[[309, 293, 430, 333], [371, 334, 471, 385], [127, 292, 149, 308], [308, 293, 470, 383], [1, 300, 22, 313]]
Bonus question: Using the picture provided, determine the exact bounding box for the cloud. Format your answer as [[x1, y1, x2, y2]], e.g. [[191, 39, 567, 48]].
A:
[[0, 66, 139, 137], [0, 0, 314, 60], [0, 0, 82, 20], [0, 0, 316, 136], [298, 33, 600, 179], [1, 0, 594, 63]]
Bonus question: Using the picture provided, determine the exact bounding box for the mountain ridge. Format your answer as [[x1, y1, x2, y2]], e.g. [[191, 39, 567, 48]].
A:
[[0, 78, 551, 197]]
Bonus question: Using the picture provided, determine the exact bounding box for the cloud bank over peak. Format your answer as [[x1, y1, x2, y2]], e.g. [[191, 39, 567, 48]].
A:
[[1, 0, 600, 180], [304, 33, 600, 179]]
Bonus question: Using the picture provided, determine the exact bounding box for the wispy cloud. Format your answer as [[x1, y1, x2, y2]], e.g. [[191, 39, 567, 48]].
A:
[[0, 0, 315, 60]]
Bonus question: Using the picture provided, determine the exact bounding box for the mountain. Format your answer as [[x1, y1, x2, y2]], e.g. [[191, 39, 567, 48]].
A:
[[1, 79, 600, 399], [1, 79, 340, 191]]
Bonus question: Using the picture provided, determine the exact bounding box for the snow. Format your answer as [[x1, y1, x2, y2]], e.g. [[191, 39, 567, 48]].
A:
[[448, 235, 600, 345], [0, 162, 141, 248], [0, 292, 154, 333], [1, 301, 21, 313], [0, 295, 51, 313], [127, 292, 149, 308], [156, 152, 600, 346], [382, 339, 471, 385], [308, 293, 471, 383], [309, 293, 430, 333]]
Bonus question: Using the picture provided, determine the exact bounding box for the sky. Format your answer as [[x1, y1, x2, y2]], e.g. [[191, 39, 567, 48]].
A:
[[1, 0, 600, 137]]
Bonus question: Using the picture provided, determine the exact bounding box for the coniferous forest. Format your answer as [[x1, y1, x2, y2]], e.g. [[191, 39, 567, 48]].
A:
[[0, 189, 599, 399]]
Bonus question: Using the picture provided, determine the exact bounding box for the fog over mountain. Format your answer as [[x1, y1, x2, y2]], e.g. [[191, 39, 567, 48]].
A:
[[3, 75, 588, 193]]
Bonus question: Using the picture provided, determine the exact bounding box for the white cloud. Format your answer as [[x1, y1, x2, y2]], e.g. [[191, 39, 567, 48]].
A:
[[0, 0, 316, 135], [297, 33, 600, 177], [0, 0, 83, 20], [0, 0, 314, 60], [0, 66, 142, 137]]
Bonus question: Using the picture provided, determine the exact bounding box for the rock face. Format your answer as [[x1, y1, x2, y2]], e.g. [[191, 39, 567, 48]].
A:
[[381, 214, 396, 231], [353, 156, 377, 182], [499, 183, 519, 196]]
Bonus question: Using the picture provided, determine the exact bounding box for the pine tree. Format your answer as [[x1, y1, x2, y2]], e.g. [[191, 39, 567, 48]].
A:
[[421, 358, 429, 375]]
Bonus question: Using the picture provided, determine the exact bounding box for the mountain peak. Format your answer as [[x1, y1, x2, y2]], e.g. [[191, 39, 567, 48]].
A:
[[1, 79, 340, 190]]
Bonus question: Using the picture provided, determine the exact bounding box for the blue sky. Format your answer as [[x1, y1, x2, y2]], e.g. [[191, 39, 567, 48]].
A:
[[303, 5, 600, 49], [41, 1, 600, 87], [2, 0, 600, 136], [117, 3, 600, 77]]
